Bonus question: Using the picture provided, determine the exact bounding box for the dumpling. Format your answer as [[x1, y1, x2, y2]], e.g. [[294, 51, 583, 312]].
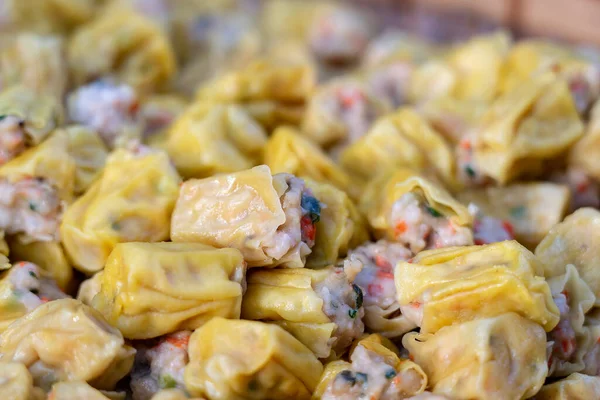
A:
[[0, 85, 64, 166], [302, 78, 391, 152], [343, 240, 416, 338], [241, 266, 364, 359], [395, 241, 559, 333], [0, 299, 135, 392], [535, 207, 600, 305], [165, 102, 266, 179], [0, 261, 67, 333], [304, 179, 368, 269], [184, 317, 323, 400], [501, 40, 600, 114], [340, 108, 457, 189], [569, 99, 600, 182], [92, 242, 246, 339], [532, 373, 600, 399], [0, 362, 45, 400], [546, 264, 596, 377], [473, 72, 584, 184], [264, 126, 355, 199], [314, 334, 427, 400], [196, 59, 315, 131], [171, 165, 320, 268], [403, 313, 548, 400], [6, 239, 72, 291], [68, 7, 176, 95], [360, 168, 473, 253], [0, 33, 67, 99], [60, 147, 181, 274], [0, 130, 76, 243], [458, 182, 571, 248]]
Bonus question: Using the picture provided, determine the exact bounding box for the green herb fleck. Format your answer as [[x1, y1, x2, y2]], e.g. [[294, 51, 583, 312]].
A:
[[28, 271, 37, 279], [111, 221, 120, 231], [509, 205, 527, 219], [348, 309, 357, 319], [465, 165, 476, 178], [352, 284, 363, 309], [248, 379, 260, 391], [385, 369, 397, 379], [28, 202, 37, 212], [426, 206, 442, 218], [159, 374, 177, 389], [0, 115, 5, 121]]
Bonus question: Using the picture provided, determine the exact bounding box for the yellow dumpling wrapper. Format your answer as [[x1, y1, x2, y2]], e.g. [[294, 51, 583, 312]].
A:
[[171, 165, 314, 268], [501, 40, 600, 113], [313, 334, 427, 399], [457, 182, 571, 249], [361, 168, 472, 240], [60, 148, 181, 274], [535, 207, 600, 306], [184, 317, 323, 400], [0, 33, 67, 100], [340, 108, 457, 189], [264, 126, 356, 199], [534, 373, 600, 400], [0, 0, 97, 35], [49, 381, 125, 400], [396, 240, 559, 333], [7, 237, 72, 291], [241, 267, 364, 359], [165, 102, 266, 179], [0, 129, 76, 203], [68, 7, 176, 95], [403, 313, 547, 400], [196, 59, 315, 130], [151, 388, 205, 400], [0, 85, 64, 151], [474, 72, 584, 184], [304, 179, 368, 269], [0, 362, 45, 400], [93, 242, 246, 339], [64, 125, 109, 195], [0, 299, 135, 392], [569, 99, 600, 181], [444, 31, 511, 103]]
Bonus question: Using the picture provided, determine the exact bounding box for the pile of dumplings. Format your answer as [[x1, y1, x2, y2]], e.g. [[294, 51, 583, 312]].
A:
[[1, 0, 600, 399]]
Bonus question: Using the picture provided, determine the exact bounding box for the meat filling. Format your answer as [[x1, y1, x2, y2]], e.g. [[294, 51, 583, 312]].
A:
[[322, 344, 425, 400], [314, 267, 365, 355], [309, 7, 372, 66], [550, 168, 600, 211], [547, 292, 577, 374], [0, 177, 62, 241], [263, 176, 320, 263], [366, 63, 413, 108], [131, 331, 191, 400], [5, 261, 66, 312], [0, 115, 27, 165], [389, 192, 473, 253], [67, 80, 140, 148], [468, 204, 515, 245], [344, 240, 412, 310]]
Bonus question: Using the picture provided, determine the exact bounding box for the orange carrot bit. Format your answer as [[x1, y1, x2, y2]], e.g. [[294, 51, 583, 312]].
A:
[[166, 334, 190, 349], [459, 138, 472, 151], [339, 89, 364, 108], [392, 375, 403, 386], [376, 270, 394, 280], [562, 290, 569, 301], [576, 180, 590, 194], [409, 301, 421, 308], [501, 220, 515, 238], [394, 220, 407, 237], [40, 296, 50, 303], [408, 354, 414, 361], [374, 255, 392, 269]]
